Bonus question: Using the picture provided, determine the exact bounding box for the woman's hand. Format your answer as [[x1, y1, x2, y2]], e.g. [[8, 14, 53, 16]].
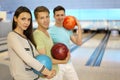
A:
[[46, 69, 56, 79], [41, 68, 56, 79]]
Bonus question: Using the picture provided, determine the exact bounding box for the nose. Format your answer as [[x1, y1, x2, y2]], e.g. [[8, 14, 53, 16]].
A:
[[24, 20, 30, 25]]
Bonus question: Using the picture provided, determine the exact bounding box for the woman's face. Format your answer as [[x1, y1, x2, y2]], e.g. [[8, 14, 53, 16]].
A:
[[14, 12, 31, 31]]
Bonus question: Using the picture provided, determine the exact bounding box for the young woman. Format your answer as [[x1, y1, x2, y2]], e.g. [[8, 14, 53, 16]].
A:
[[7, 6, 56, 80]]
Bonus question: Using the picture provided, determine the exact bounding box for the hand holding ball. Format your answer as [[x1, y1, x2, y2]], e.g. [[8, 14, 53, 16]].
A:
[[32, 55, 52, 76]]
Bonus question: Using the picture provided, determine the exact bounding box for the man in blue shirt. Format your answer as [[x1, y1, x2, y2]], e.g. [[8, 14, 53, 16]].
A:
[[48, 5, 82, 80]]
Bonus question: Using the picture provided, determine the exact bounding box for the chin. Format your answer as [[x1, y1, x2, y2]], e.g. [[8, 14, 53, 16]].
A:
[[46, 27, 49, 30], [24, 28, 28, 30]]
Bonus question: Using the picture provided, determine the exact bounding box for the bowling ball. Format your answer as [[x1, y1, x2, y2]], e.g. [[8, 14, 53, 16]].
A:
[[63, 16, 76, 30], [32, 54, 52, 76], [51, 43, 69, 60]]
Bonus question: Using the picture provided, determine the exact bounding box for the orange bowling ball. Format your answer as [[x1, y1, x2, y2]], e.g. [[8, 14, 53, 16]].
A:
[[51, 43, 69, 60], [63, 16, 76, 30]]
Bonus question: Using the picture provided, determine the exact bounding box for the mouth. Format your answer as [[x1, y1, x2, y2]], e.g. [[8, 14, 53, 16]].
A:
[[24, 26, 29, 29]]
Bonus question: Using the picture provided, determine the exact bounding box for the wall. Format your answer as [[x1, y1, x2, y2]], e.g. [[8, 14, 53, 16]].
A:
[[0, 21, 12, 37], [0, 0, 120, 38], [0, 0, 120, 11]]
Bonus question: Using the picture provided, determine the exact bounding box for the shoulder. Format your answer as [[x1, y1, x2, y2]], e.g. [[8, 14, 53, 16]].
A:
[[7, 31, 16, 38], [7, 31, 19, 44], [48, 26, 58, 32], [33, 29, 41, 35], [33, 29, 38, 34], [33, 30, 44, 39]]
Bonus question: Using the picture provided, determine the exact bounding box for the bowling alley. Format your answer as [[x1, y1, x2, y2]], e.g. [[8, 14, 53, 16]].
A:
[[0, 0, 120, 80]]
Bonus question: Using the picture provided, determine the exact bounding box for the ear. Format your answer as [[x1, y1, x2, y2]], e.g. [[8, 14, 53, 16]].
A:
[[14, 16, 17, 22]]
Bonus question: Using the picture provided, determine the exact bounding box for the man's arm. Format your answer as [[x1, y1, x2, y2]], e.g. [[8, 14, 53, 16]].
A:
[[71, 19, 82, 46]]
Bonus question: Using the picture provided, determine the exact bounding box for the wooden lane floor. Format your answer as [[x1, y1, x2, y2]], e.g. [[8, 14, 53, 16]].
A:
[[71, 33, 106, 67], [0, 37, 7, 53], [101, 34, 120, 68], [71, 32, 120, 80], [0, 51, 13, 80]]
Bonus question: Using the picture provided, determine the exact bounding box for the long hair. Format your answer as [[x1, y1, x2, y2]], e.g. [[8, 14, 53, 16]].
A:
[[12, 6, 36, 46]]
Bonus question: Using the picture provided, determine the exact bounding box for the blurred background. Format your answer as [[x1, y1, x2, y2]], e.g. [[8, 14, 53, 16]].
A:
[[0, 0, 120, 80], [0, 0, 120, 37]]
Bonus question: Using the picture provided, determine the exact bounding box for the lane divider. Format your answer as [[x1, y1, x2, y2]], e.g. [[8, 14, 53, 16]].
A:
[[93, 31, 110, 66], [70, 32, 97, 52], [85, 30, 110, 66], [0, 43, 7, 45]]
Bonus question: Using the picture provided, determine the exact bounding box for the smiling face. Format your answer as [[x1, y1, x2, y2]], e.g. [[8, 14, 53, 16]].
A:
[[14, 12, 31, 32], [54, 10, 65, 26]]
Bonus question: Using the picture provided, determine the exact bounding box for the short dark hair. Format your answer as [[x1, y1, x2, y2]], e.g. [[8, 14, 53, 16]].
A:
[[53, 5, 65, 15], [34, 6, 50, 19]]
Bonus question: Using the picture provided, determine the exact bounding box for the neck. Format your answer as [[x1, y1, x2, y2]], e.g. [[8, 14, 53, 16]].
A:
[[37, 26, 50, 38], [37, 26, 47, 33], [14, 28, 24, 35], [55, 23, 63, 27], [14, 29, 26, 38]]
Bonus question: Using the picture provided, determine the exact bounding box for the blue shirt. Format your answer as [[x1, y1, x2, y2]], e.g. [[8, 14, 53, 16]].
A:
[[48, 26, 72, 49]]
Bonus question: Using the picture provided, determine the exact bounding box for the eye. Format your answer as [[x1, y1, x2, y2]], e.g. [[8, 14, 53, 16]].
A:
[[21, 17, 26, 20], [56, 14, 60, 17], [28, 18, 31, 21], [61, 14, 64, 16], [40, 17, 43, 19], [46, 15, 50, 18]]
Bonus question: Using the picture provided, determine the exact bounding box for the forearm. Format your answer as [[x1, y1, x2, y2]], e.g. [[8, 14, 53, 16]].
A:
[[41, 67, 51, 75], [76, 24, 82, 45], [51, 51, 71, 64], [52, 58, 68, 64]]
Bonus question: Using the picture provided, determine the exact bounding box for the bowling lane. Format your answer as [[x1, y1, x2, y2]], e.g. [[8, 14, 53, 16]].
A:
[[0, 51, 10, 65], [81, 31, 93, 38], [71, 33, 105, 66], [0, 51, 12, 80], [0, 44, 8, 53], [71, 32, 120, 80], [0, 40, 7, 44], [70, 33, 107, 80], [70, 31, 94, 47], [0, 37, 6, 41], [101, 34, 120, 68], [0, 37, 7, 53]]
